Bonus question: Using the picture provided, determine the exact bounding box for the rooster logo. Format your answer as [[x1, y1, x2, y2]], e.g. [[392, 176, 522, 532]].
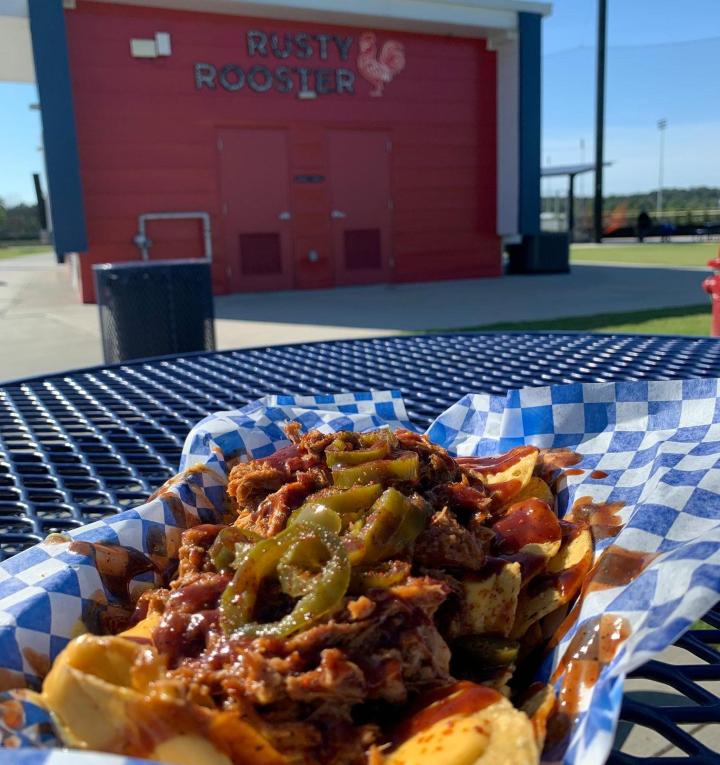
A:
[[357, 32, 405, 97]]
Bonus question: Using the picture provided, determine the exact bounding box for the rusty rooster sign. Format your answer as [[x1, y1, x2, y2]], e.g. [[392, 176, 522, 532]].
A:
[[356, 32, 406, 97], [194, 29, 406, 97]]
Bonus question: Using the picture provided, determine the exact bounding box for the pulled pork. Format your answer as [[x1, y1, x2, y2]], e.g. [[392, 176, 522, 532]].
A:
[[414, 508, 486, 570], [229, 444, 331, 537], [134, 427, 499, 764]]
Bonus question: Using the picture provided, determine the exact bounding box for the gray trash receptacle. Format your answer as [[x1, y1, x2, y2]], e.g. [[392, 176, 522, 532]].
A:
[[93, 259, 216, 364]]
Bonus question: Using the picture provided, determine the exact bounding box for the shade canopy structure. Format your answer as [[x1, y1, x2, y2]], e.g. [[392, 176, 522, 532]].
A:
[[541, 161, 612, 241]]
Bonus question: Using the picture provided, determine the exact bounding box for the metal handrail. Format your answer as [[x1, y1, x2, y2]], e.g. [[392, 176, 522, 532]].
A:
[[133, 211, 213, 261]]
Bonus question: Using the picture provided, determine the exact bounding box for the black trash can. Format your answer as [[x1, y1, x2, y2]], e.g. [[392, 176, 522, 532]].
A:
[[93, 259, 216, 363]]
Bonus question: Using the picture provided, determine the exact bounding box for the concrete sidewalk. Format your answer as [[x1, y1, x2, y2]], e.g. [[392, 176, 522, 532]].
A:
[[0, 252, 710, 381], [214, 261, 708, 333], [0, 253, 104, 381]]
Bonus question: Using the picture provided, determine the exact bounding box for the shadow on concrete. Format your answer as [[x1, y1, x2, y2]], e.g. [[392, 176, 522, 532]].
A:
[[614, 689, 698, 750]]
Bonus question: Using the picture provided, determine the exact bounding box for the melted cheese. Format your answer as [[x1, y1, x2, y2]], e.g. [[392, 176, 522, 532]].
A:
[[152, 734, 233, 765], [386, 696, 538, 765]]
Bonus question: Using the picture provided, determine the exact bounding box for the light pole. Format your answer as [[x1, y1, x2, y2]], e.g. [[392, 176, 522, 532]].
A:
[[657, 119, 667, 218], [579, 137, 586, 228], [593, 0, 607, 243]]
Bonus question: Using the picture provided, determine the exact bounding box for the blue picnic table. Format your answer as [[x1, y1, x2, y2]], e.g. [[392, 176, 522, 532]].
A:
[[0, 332, 718, 763]]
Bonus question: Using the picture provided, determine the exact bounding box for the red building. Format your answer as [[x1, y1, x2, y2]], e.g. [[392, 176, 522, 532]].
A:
[[25, 0, 550, 303]]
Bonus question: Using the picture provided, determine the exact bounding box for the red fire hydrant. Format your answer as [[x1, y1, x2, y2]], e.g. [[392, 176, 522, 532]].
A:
[[702, 253, 720, 337]]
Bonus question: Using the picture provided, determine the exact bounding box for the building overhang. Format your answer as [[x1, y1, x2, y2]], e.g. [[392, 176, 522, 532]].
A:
[[542, 162, 613, 179], [82, 0, 550, 38], [0, 1, 34, 82], [1, 0, 551, 84]]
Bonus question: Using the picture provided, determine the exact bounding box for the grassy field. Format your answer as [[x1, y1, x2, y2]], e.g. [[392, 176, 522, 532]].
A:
[[452, 304, 712, 337], [510, 241, 718, 335], [0, 242, 51, 260], [571, 241, 717, 268]]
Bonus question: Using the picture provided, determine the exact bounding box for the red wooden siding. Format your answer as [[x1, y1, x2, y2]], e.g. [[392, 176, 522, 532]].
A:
[[65, 1, 499, 302]]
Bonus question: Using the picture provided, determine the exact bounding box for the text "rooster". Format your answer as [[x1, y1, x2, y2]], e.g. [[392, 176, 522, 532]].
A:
[[357, 32, 406, 97]]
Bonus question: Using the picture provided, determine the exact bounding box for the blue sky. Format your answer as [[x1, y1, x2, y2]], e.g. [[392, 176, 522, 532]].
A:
[[1, 0, 719, 203], [0, 82, 42, 205], [542, 0, 720, 197]]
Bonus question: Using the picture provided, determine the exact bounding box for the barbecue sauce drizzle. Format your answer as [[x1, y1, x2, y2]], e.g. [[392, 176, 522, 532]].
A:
[[393, 681, 501, 743]]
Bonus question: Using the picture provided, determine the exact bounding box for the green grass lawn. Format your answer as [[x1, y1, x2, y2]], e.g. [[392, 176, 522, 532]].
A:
[[487, 242, 717, 335], [571, 241, 717, 268], [0, 242, 51, 260], [445, 304, 712, 337]]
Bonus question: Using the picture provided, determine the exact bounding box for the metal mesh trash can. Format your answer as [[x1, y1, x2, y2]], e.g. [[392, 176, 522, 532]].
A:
[[93, 259, 216, 363]]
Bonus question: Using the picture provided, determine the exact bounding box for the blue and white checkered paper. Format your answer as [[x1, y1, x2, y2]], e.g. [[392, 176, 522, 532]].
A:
[[2, 382, 720, 765]]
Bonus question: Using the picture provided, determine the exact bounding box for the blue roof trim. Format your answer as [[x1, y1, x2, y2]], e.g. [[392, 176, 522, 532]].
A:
[[28, 0, 87, 262], [518, 11, 541, 235]]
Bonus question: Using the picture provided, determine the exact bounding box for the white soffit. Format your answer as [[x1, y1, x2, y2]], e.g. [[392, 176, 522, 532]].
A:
[[88, 0, 552, 37], [0, 0, 34, 83], [0, 0, 28, 17]]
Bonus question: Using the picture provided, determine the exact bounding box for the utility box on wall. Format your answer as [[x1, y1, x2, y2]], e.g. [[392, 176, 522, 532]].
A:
[[506, 233, 570, 275]]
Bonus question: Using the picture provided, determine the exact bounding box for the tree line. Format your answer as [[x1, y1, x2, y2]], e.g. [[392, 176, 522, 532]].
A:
[[601, 187, 720, 215], [0, 198, 41, 241], [543, 187, 720, 216], [5, 186, 720, 242]]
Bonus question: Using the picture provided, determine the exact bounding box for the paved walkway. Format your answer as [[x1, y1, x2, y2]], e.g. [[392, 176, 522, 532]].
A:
[[214, 261, 707, 333], [0, 252, 710, 382], [0, 254, 104, 381]]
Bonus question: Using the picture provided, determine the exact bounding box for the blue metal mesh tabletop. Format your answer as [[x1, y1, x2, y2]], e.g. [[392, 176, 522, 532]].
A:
[[0, 331, 719, 763]]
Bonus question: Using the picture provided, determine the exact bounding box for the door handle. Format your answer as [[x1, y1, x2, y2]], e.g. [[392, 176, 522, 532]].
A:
[[278, 211, 292, 221], [330, 209, 346, 219]]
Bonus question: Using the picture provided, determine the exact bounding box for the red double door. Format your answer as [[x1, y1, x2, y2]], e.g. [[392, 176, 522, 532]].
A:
[[218, 128, 392, 292]]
